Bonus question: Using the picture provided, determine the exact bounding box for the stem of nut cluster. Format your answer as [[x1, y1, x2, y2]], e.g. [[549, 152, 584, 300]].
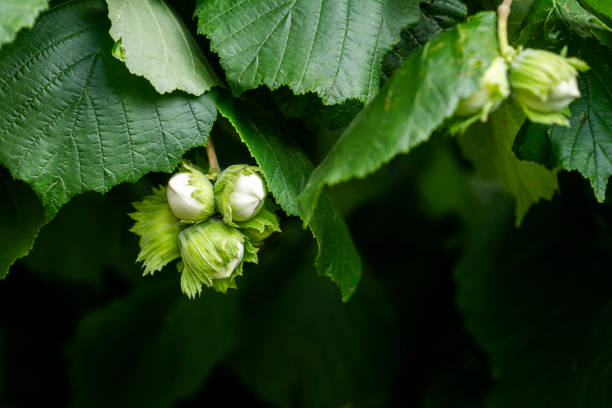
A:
[[205, 138, 220, 172], [497, 0, 513, 58]]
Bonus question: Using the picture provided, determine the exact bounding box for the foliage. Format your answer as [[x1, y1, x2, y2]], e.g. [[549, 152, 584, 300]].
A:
[[1, 0, 612, 406]]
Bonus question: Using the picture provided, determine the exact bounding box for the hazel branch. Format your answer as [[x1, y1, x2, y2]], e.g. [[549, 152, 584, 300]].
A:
[[205, 137, 220, 172], [497, 0, 514, 58]]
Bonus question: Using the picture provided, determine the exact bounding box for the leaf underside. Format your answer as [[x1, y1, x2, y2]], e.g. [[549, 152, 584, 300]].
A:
[[0, 0, 217, 218], [299, 12, 500, 221], [106, 0, 220, 95], [196, 0, 421, 105]]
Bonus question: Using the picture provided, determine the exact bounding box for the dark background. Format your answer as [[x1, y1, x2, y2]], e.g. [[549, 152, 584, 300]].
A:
[[2, 123, 611, 407]]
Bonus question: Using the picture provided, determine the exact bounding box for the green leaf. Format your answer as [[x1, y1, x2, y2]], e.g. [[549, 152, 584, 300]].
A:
[[0, 0, 217, 218], [0, 0, 48, 49], [69, 277, 239, 408], [382, 0, 468, 80], [233, 267, 399, 407], [581, 0, 612, 20], [23, 185, 141, 288], [299, 12, 500, 221], [513, 42, 612, 202], [0, 167, 46, 279], [195, 0, 420, 105], [455, 202, 612, 408], [511, 0, 612, 49], [458, 104, 558, 225], [106, 0, 220, 95], [214, 91, 361, 301]]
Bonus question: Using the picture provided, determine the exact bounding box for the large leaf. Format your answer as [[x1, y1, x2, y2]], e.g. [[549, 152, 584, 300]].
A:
[[0, 167, 46, 279], [0, 0, 217, 218], [511, 0, 612, 49], [106, 0, 219, 95], [214, 91, 361, 301], [455, 200, 612, 407], [513, 42, 612, 202], [0, 0, 48, 48], [195, 0, 420, 105], [68, 276, 239, 408], [458, 105, 558, 225], [299, 12, 499, 221]]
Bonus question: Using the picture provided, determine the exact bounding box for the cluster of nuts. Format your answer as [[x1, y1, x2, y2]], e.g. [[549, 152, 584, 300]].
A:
[[130, 162, 280, 298], [452, 46, 589, 132]]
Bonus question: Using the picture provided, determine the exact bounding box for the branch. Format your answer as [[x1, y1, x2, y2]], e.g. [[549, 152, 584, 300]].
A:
[[205, 137, 220, 172], [498, 0, 514, 58]]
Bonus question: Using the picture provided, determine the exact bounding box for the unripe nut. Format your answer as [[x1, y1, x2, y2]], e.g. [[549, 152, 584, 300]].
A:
[[167, 171, 215, 222]]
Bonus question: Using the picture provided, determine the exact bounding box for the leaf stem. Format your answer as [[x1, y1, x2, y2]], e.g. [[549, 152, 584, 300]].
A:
[[497, 0, 513, 58], [205, 137, 220, 172]]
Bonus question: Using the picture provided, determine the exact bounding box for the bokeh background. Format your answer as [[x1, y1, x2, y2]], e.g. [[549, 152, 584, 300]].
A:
[[2, 117, 612, 407]]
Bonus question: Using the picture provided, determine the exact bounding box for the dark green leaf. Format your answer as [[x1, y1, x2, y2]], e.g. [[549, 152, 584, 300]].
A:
[[458, 105, 558, 225], [0, 167, 46, 279], [0, 0, 217, 218], [299, 12, 500, 221], [513, 42, 612, 202], [581, 0, 612, 20], [455, 202, 612, 408], [106, 0, 220, 95], [511, 0, 612, 49], [22, 186, 143, 288], [69, 277, 239, 408], [0, 0, 48, 48], [196, 0, 420, 105], [214, 91, 361, 301], [233, 267, 399, 407], [382, 0, 468, 79]]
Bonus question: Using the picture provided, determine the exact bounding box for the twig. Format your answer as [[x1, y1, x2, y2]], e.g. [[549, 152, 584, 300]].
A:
[[497, 0, 514, 58], [205, 137, 220, 172]]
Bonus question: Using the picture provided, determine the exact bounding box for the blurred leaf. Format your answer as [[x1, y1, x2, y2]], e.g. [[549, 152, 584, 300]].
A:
[[106, 0, 219, 95], [233, 268, 399, 408], [513, 42, 612, 202], [416, 137, 474, 221], [195, 0, 420, 104], [382, 0, 468, 79], [214, 91, 361, 301], [0, 0, 217, 218], [69, 276, 240, 408], [23, 186, 142, 288], [0, 167, 46, 279], [511, 0, 612, 49], [0, 0, 48, 48], [299, 12, 500, 221], [455, 202, 612, 407], [458, 105, 558, 225], [582, 0, 612, 20]]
